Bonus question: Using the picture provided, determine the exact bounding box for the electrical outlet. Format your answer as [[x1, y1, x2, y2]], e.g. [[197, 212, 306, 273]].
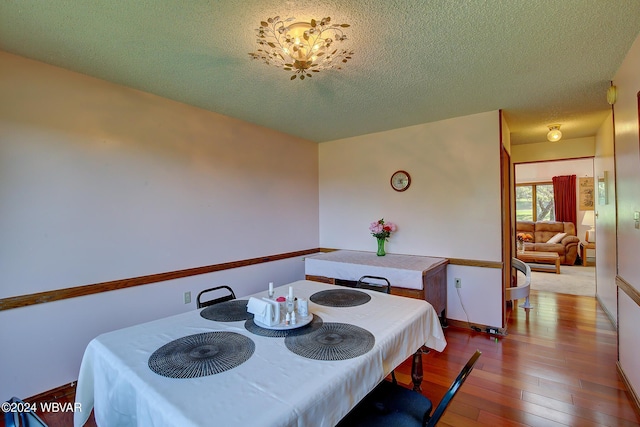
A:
[[184, 291, 191, 304], [455, 278, 462, 288], [485, 327, 506, 336]]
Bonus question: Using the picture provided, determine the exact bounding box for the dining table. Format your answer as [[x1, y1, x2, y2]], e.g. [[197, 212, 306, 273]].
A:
[[74, 280, 447, 427]]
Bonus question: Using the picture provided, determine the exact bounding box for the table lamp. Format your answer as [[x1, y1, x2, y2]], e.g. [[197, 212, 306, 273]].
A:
[[582, 211, 595, 242]]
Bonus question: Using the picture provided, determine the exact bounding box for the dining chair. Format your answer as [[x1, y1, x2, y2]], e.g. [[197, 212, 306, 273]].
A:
[[356, 275, 391, 294], [338, 350, 481, 427], [4, 397, 49, 427], [196, 285, 236, 308], [356, 275, 396, 384]]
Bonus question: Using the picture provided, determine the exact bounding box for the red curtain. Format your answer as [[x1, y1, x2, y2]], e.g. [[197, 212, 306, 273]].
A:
[[552, 175, 576, 227]]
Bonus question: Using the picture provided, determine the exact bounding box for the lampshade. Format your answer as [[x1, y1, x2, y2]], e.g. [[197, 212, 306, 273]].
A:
[[582, 210, 595, 227], [547, 124, 562, 142], [249, 16, 354, 80], [582, 211, 595, 242]]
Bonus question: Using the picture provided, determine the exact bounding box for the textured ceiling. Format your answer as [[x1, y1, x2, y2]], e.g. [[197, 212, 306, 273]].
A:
[[1, 1, 639, 144]]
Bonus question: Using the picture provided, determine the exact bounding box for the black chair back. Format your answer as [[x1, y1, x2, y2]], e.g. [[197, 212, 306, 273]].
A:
[[196, 285, 236, 308], [4, 397, 49, 427], [425, 350, 482, 426], [336, 350, 481, 427], [356, 275, 391, 294]]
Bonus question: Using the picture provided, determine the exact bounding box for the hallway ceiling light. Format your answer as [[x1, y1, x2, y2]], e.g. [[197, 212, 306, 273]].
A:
[[547, 124, 562, 142], [249, 16, 354, 80], [607, 85, 617, 105]]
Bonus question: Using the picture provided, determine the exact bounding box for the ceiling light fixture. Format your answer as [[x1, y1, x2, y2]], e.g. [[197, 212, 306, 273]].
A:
[[547, 124, 562, 142], [607, 85, 617, 105], [249, 16, 353, 80]]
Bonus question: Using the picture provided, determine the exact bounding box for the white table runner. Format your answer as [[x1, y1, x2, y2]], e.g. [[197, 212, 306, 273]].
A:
[[305, 250, 447, 290], [74, 280, 446, 427]]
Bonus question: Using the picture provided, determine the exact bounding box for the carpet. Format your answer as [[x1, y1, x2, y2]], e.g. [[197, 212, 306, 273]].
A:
[[529, 265, 596, 296]]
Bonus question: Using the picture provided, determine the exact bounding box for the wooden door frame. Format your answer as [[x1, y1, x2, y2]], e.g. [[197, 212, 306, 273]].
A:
[[499, 110, 514, 329], [500, 144, 513, 329]]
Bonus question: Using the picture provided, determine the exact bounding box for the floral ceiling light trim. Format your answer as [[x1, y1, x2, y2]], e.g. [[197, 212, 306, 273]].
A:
[[248, 16, 354, 80]]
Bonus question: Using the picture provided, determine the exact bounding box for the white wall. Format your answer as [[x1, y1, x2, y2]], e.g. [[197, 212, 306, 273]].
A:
[[0, 52, 319, 398], [511, 136, 595, 164], [594, 113, 617, 322], [319, 111, 503, 327], [0, 258, 306, 400], [515, 158, 595, 245], [612, 33, 640, 399]]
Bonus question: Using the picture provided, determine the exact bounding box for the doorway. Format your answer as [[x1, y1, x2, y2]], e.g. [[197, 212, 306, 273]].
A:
[[513, 158, 596, 294]]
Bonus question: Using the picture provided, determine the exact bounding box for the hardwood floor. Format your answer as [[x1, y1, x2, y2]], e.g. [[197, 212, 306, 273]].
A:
[[4, 290, 639, 427], [395, 290, 640, 426]]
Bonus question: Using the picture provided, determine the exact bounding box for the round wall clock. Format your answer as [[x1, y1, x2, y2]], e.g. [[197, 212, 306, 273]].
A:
[[390, 170, 411, 192]]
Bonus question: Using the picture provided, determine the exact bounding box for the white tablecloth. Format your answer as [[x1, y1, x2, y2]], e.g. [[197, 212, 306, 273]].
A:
[[305, 250, 447, 290], [74, 280, 446, 427]]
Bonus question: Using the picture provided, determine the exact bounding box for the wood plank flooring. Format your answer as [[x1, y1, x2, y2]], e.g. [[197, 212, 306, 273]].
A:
[[4, 290, 639, 426], [394, 290, 640, 426]]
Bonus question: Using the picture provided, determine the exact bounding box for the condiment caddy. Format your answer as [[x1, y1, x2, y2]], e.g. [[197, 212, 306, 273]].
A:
[[254, 284, 312, 330]]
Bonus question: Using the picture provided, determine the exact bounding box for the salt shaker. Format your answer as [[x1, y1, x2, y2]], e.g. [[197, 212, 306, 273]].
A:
[[298, 298, 308, 317], [286, 287, 295, 314]]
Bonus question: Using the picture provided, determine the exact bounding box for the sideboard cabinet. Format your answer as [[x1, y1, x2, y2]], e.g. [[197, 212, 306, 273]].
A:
[[305, 250, 448, 325]]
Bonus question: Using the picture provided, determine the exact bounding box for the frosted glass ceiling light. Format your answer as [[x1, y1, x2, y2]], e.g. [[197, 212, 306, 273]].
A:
[[607, 85, 617, 105], [547, 124, 562, 142], [249, 16, 353, 80]]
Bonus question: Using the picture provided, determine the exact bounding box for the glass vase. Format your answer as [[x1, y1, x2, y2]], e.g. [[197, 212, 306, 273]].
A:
[[376, 238, 386, 256]]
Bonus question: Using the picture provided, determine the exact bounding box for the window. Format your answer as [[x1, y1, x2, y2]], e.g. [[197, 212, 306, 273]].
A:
[[516, 183, 555, 221]]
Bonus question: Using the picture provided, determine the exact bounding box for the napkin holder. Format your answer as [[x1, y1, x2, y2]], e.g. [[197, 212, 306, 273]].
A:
[[247, 297, 280, 327]]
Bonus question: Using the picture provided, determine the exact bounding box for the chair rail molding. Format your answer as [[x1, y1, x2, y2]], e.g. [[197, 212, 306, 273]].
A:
[[617, 275, 640, 307], [0, 248, 319, 311]]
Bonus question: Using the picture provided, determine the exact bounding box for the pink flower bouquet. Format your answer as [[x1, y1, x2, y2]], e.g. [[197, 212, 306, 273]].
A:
[[369, 218, 397, 240]]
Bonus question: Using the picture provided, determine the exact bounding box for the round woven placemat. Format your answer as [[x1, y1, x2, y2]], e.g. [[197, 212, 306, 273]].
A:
[[200, 300, 253, 322], [244, 314, 324, 338], [148, 331, 254, 378], [309, 289, 371, 307], [284, 322, 375, 361]]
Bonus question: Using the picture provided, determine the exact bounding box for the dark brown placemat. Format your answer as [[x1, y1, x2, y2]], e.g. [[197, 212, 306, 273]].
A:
[[309, 289, 371, 307], [284, 323, 375, 361], [148, 331, 254, 378], [200, 300, 253, 322]]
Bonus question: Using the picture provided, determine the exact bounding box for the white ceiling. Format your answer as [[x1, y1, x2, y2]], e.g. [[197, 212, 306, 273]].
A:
[[1, 0, 639, 144]]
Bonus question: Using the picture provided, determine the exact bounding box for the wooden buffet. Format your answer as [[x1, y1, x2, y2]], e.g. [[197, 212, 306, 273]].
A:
[[304, 250, 449, 324]]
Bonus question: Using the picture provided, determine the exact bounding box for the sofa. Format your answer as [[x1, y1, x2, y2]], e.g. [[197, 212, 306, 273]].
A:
[[516, 221, 580, 265]]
